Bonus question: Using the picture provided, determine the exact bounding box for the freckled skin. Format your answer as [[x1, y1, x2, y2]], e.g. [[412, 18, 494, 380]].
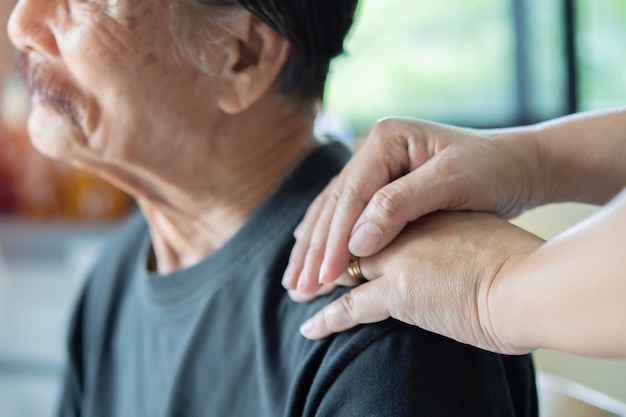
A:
[[144, 52, 157, 66], [11, 0, 317, 271], [9, 0, 226, 196], [127, 16, 138, 31]]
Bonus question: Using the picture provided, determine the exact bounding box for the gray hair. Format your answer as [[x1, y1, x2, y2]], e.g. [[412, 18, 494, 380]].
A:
[[169, 1, 245, 75], [169, 0, 359, 101]]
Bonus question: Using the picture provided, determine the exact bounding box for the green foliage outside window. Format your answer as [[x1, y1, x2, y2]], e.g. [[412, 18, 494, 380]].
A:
[[324, 0, 626, 134]]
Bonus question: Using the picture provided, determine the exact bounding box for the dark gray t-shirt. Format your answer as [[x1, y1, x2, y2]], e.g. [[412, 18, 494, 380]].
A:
[[58, 141, 538, 417]]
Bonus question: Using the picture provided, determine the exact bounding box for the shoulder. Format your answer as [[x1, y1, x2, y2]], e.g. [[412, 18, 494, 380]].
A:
[[304, 319, 537, 416]]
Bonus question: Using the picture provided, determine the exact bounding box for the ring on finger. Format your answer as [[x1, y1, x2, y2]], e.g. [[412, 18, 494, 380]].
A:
[[347, 255, 365, 280]]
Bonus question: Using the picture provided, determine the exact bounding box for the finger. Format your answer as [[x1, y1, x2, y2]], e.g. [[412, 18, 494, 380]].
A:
[[287, 282, 339, 303], [335, 270, 366, 287], [283, 192, 327, 290], [296, 188, 343, 295], [319, 150, 398, 284], [318, 123, 426, 284], [295, 118, 431, 286], [287, 270, 366, 304], [349, 156, 465, 257], [293, 182, 328, 241], [299, 279, 392, 339]]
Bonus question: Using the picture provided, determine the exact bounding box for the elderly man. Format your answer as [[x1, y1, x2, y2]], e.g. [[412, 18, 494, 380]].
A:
[[8, 0, 538, 416]]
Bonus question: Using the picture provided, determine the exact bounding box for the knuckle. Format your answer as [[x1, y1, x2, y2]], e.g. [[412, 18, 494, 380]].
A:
[[370, 182, 407, 220], [371, 117, 393, 134], [338, 179, 363, 205], [305, 232, 327, 257], [308, 193, 326, 212], [339, 292, 360, 321], [369, 118, 400, 142], [434, 154, 461, 177], [389, 272, 417, 317], [306, 240, 325, 257], [325, 189, 341, 205], [381, 116, 407, 129], [393, 272, 411, 303], [324, 178, 369, 210]]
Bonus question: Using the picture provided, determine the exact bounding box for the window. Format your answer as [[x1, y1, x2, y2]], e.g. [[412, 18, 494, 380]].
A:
[[577, 0, 626, 110], [323, 0, 626, 135]]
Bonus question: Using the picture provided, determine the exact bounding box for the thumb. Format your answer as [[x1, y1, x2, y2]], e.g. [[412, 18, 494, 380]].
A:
[[299, 280, 392, 340], [349, 159, 456, 257]]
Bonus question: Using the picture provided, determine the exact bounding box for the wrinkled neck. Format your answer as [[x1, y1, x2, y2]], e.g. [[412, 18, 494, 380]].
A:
[[137, 98, 318, 274]]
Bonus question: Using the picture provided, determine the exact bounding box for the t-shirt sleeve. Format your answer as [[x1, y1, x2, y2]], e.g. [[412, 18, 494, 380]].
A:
[[309, 322, 537, 417]]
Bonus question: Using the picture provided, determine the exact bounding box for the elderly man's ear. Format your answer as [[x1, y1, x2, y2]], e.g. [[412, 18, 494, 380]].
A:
[[217, 15, 291, 114]]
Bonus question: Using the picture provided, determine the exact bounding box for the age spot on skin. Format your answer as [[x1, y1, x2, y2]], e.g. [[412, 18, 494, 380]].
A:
[[127, 16, 138, 31], [141, 5, 154, 18], [144, 53, 157, 66]]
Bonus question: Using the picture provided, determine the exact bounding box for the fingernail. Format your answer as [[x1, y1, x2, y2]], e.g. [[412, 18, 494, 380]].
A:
[[299, 320, 315, 338], [318, 261, 327, 284], [282, 264, 293, 288], [349, 222, 382, 256]]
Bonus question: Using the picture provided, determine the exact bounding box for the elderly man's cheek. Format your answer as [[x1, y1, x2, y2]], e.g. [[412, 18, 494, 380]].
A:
[[27, 105, 89, 160], [80, 99, 102, 140]]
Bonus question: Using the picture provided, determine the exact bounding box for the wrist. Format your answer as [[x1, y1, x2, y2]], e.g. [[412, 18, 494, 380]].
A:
[[488, 125, 548, 215], [531, 109, 626, 205], [486, 251, 540, 355]]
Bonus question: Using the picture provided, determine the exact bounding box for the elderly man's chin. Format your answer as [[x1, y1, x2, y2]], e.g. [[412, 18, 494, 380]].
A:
[[27, 104, 89, 161]]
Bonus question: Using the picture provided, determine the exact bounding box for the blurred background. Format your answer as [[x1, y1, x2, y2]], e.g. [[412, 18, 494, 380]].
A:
[[1, 0, 626, 415]]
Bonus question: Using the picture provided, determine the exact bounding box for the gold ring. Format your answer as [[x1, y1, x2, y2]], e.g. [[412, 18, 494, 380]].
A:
[[347, 255, 365, 280]]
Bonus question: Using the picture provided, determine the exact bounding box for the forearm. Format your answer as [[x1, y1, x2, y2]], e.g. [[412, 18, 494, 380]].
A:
[[537, 108, 626, 204], [493, 188, 626, 357], [486, 108, 626, 211]]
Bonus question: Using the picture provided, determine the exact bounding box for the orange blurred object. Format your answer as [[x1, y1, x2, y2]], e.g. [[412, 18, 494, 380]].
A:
[[0, 117, 19, 213], [0, 125, 16, 213]]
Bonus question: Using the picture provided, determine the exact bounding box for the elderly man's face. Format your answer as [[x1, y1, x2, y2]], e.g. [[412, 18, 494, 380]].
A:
[[8, 0, 226, 182]]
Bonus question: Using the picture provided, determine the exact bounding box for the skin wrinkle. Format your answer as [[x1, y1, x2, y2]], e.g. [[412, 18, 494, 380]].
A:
[[173, 0, 358, 101], [57, 2, 156, 159], [532, 124, 554, 207], [481, 253, 514, 353], [404, 134, 423, 172], [170, 1, 243, 75], [17, 52, 80, 126], [11, 0, 326, 273], [16, 1, 193, 199], [85, 8, 148, 57], [99, 11, 209, 165]]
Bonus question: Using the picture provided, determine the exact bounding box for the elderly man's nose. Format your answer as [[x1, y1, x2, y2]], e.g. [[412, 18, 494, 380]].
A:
[[8, 0, 60, 56]]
